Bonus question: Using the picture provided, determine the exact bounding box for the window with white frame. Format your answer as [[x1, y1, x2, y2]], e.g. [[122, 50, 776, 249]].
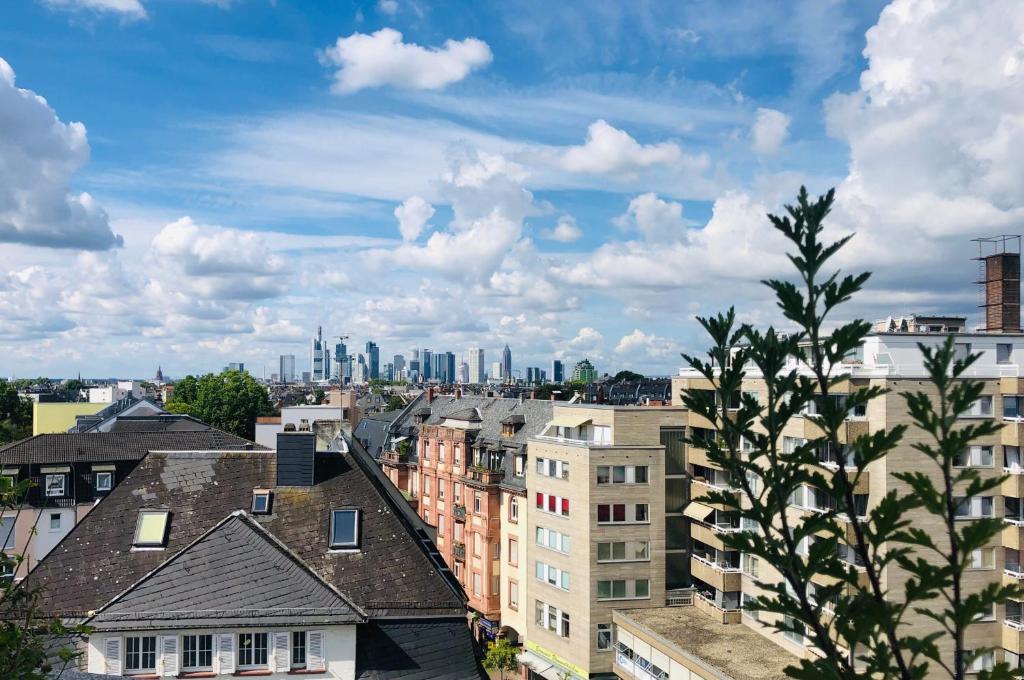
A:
[[596, 623, 612, 651], [251, 489, 272, 514], [514, 454, 525, 477], [330, 508, 360, 549], [596, 579, 649, 601], [44, 474, 65, 497], [182, 634, 213, 671], [474, 492, 482, 514], [998, 343, 1013, 364], [595, 465, 648, 485], [291, 631, 306, 669], [237, 632, 268, 668], [535, 492, 569, 517], [473, 573, 482, 595], [592, 425, 611, 445], [596, 503, 648, 524], [509, 580, 519, 608], [439, 442, 446, 462], [437, 514, 445, 536], [534, 600, 570, 638], [954, 496, 994, 519], [954, 446, 994, 467], [535, 457, 569, 480], [782, 614, 805, 646], [438, 481, 445, 500], [454, 444, 461, 465], [509, 496, 519, 522], [965, 650, 995, 674], [596, 540, 648, 562], [0, 516, 14, 551], [535, 560, 570, 590], [125, 636, 157, 673], [536, 526, 571, 554], [967, 548, 995, 569], [963, 396, 993, 417], [742, 554, 760, 579], [94, 471, 113, 492], [48, 513, 61, 532], [133, 510, 170, 548]]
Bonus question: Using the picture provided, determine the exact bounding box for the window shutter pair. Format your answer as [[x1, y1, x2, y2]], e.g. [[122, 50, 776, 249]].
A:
[[103, 637, 122, 675], [273, 632, 290, 673], [160, 635, 179, 676], [218, 633, 235, 674]]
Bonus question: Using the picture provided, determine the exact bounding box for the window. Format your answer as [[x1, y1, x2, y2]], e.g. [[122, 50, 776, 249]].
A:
[[423, 476, 431, 496], [596, 541, 649, 562], [473, 532, 482, 557], [125, 636, 156, 673], [94, 471, 113, 492], [954, 343, 971, 362], [291, 631, 306, 669], [238, 632, 269, 668], [536, 526, 570, 554], [509, 537, 518, 566], [437, 514, 445, 536], [251, 489, 272, 514], [509, 580, 519, 609], [330, 509, 360, 548], [954, 446, 994, 468], [535, 561, 570, 591], [963, 395, 993, 417], [535, 457, 569, 480], [493, 542, 501, 559], [596, 465, 648, 485], [743, 554, 760, 579], [514, 454, 525, 477], [968, 548, 995, 569], [439, 442, 446, 462], [509, 497, 519, 523], [473, 573, 482, 595], [49, 513, 61, 532], [491, 574, 499, 595], [44, 474, 65, 498], [596, 579, 649, 601], [182, 634, 213, 671], [783, 615, 805, 646], [0, 516, 14, 551], [954, 496, 994, 519], [454, 483, 461, 503], [438, 482, 445, 500], [536, 492, 569, 517], [454, 444, 461, 466], [133, 510, 170, 548], [998, 343, 1013, 364], [535, 600, 570, 638], [966, 650, 995, 674], [596, 623, 612, 651], [474, 493, 482, 514], [596, 503, 648, 524]]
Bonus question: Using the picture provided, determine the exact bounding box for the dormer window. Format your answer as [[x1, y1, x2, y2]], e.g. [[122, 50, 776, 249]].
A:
[[44, 473, 66, 498], [329, 508, 360, 549], [94, 472, 113, 493], [133, 510, 170, 548], [251, 489, 273, 514]]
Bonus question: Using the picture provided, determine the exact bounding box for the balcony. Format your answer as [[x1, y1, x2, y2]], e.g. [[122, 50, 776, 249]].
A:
[[1004, 470, 1024, 497], [810, 568, 870, 590], [693, 591, 742, 624], [1004, 422, 1024, 447], [381, 450, 411, 465], [1004, 566, 1024, 589], [452, 541, 466, 561], [690, 478, 740, 510], [690, 521, 740, 552], [1004, 617, 1024, 655], [690, 554, 742, 592], [799, 418, 869, 444], [453, 504, 467, 521], [1004, 522, 1024, 551], [465, 467, 504, 486], [816, 463, 870, 494]]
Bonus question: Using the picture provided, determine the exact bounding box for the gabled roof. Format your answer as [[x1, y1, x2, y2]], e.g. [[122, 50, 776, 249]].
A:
[[106, 414, 211, 433], [0, 430, 262, 465], [444, 407, 482, 423], [90, 511, 364, 630], [356, 620, 486, 679]]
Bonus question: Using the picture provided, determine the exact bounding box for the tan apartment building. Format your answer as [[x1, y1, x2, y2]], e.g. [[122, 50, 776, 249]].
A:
[[609, 310, 1024, 678], [519, 404, 687, 679]]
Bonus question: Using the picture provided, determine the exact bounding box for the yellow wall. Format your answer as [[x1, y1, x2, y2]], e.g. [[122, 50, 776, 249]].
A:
[[33, 402, 110, 435]]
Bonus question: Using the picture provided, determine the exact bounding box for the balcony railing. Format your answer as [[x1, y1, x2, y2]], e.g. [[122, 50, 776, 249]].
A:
[[692, 553, 741, 573], [1006, 615, 1024, 631], [452, 541, 466, 561], [694, 591, 741, 613], [381, 450, 410, 464], [666, 588, 695, 607], [453, 504, 467, 521], [534, 434, 604, 446], [465, 467, 504, 485], [1007, 566, 1024, 579]]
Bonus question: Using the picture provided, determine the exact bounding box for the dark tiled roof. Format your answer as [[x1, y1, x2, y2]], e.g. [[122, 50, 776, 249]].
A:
[[0, 430, 262, 465], [106, 415, 210, 433], [26, 446, 466, 619], [444, 407, 482, 422], [355, 413, 400, 460], [355, 620, 485, 679], [91, 512, 363, 630]]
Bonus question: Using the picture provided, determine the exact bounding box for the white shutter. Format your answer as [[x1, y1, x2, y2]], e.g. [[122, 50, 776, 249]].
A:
[[273, 632, 290, 672], [103, 636, 122, 675], [160, 635, 179, 676], [307, 631, 325, 671], [218, 633, 235, 674]]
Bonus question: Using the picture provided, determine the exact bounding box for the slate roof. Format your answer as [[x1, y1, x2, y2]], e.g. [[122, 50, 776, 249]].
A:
[[0, 430, 262, 465], [355, 620, 485, 679], [25, 443, 466, 620], [91, 512, 364, 630], [354, 410, 402, 460], [106, 414, 211, 433]]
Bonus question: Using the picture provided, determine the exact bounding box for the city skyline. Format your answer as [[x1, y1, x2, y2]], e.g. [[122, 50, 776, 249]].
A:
[[2, 2, 1015, 377]]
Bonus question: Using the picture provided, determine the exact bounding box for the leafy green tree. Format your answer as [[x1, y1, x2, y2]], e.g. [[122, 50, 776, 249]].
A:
[[613, 370, 644, 381], [386, 395, 405, 411], [482, 638, 519, 680], [0, 479, 90, 678], [166, 370, 273, 439], [0, 381, 31, 445], [680, 187, 1021, 680], [313, 389, 326, 405]]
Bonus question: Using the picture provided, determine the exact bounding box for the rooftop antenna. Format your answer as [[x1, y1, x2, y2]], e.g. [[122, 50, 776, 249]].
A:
[[972, 235, 1021, 333]]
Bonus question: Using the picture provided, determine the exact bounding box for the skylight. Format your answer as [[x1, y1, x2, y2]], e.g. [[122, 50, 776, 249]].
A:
[[251, 489, 272, 515], [330, 509, 359, 549], [133, 510, 170, 548]]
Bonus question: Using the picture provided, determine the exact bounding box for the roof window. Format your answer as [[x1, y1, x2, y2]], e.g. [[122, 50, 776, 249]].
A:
[[251, 489, 272, 515], [329, 509, 360, 549], [133, 510, 170, 548]]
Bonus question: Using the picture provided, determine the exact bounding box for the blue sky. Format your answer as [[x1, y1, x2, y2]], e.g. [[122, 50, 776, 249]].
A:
[[2, 0, 1022, 379]]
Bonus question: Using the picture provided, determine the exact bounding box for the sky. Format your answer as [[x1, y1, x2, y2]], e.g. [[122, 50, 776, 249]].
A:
[[2, 0, 1024, 380]]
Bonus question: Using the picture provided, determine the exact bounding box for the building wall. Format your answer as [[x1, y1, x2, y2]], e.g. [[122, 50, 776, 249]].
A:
[[86, 627, 356, 679], [32, 401, 109, 435], [500, 487, 527, 640]]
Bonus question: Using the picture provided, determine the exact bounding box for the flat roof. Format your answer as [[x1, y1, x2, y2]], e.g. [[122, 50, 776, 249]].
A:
[[615, 607, 795, 680]]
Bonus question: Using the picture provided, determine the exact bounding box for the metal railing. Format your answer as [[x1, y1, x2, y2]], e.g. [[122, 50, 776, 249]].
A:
[[666, 588, 695, 606]]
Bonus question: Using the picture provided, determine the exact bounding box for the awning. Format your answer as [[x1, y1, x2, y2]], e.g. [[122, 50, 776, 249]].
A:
[[683, 501, 716, 521], [518, 650, 561, 680], [547, 413, 592, 428]]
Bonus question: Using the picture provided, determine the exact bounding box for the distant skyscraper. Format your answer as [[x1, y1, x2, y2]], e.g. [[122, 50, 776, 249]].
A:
[[552, 359, 564, 383], [571, 358, 597, 383], [333, 342, 348, 381], [365, 341, 380, 380], [445, 352, 456, 384], [502, 344, 512, 383], [226, 362, 245, 373], [467, 348, 485, 384], [279, 355, 296, 383], [422, 349, 432, 381], [384, 363, 394, 381], [432, 353, 445, 383], [393, 354, 406, 375], [354, 354, 368, 384], [310, 326, 329, 381], [459, 362, 468, 384], [491, 361, 502, 382]]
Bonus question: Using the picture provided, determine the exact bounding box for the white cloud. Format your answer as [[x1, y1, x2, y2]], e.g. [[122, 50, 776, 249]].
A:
[[540, 215, 582, 243], [560, 120, 682, 174], [613, 193, 687, 243], [615, 329, 676, 358], [0, 58, 122, 250], [377, 0, 398, 15], [319, 28, 492, 94], [394, 196, 435, 241], [40, 0, 146, 20], [751, 107, 791, 155]]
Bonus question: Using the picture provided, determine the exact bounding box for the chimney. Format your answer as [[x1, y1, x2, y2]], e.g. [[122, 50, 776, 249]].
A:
[[550, 394, 555, 401], [975, 236, 1021, 332], [529, 390, 536, 400], [426, 387, 435, 404], [455, 388, 462, 400], [276, 431, 316, 487]]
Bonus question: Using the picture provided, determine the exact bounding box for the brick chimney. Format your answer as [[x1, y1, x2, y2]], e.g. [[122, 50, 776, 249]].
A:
[[976, 236, 1022, 332], [455, 388, 462, 399], [426, 387, 435, 404]]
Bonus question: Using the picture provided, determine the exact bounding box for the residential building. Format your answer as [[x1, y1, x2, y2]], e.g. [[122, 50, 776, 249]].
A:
[[24, 431, 484, 679], [503, 345, 513, 383], [365, 341, 380, 381], [469, 348, 485, 384], [32, 402, 108, 435], [254, 404, 346, 449], [87, 381, 145, 404], [571, 359, 597, 383], [278, 354, 296, 384], [552, 360, 565, 384], [0, 426, 259, 579]]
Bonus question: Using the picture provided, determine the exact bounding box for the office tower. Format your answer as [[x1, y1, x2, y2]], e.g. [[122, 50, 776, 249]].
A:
[[526, 367, 536, 384], [422, 349, 433, 381], [310, 326, 329, 381], [459, 362, 468, 384], [278, 355, 296, 383], [225, 362, 245, 373], [366, 341, 380, 381], [552, 359, 564, 384], [384, 363, 394, 382], [467, 348, 485, 384], [394, 354, 406, 376], [502, 344, 512, 383], [445, 352, 456, 384], [491, 361, 502, 382], [571, 358, 597, 383], [433, 353, 446, 383], [409, 359, 420, 383], [354, 354, 368, 384], [333, 342, 348, 381]]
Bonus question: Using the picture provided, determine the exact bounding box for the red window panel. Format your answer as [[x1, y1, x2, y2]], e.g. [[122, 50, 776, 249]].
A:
[[597, 504, 610, 523], [536, 492, 543, 508], [613, 504, 626, 522], [548, 495, 556, 512], [561, 498, 569, 516]]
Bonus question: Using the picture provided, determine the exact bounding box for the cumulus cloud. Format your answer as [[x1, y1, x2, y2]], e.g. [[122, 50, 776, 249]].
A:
[[751, 107, 791, 155], [0, 58, 122, 250], [394, 196, 435, 241], [615, 329, 676, 358], [40, 0, 147, 20], [540, 215, 582, 243], [560, 120, 682, 174], [613, 193, 687, 243], [319, 28, 492, 93]]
